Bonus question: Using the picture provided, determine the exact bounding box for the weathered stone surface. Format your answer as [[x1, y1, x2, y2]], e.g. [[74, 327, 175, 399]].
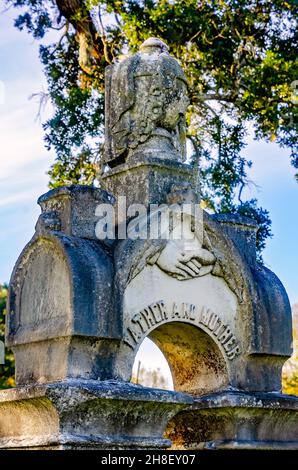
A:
[[102, 158, 197, 209], [6, 227, 119, 386], [37, 185, 115, 242], [104, 38, 189, 168], [213, 213, 258, 266], [0, 380, 192, 449], [166, 391, 298, 450], [1, 383, 297, 450], [8, 181, 290, 393]]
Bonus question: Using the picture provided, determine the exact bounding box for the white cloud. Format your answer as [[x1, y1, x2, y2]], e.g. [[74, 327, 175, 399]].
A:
[[0, 67, 54, 185], [0, 190, 37, 208]]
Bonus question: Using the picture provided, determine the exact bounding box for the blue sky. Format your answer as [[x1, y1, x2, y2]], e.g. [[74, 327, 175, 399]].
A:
[[0, 8, 297, 309]]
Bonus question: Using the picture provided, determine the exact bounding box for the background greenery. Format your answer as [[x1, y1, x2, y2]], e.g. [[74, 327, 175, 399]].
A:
[[0, 285, 15, 389]]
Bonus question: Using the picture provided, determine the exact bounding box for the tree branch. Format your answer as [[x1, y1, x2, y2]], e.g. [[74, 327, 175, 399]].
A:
[[50, 22, 67, 31], [186, 134, 201, 193], [98, 6, 111, 64], [50, 21, 70, 56], [29, 91, 50, 122], [193, 93, 236, 103], [55, 0, 104, 74], [200, 101, 220, 118]]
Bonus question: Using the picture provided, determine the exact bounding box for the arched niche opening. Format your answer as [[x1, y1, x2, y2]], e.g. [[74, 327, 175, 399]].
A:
[[132, 338, 174, 390], [132, 322, 229, 396]]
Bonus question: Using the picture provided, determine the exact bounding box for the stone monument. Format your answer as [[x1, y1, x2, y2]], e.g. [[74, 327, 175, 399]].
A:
[[0, 38, 298, 450]]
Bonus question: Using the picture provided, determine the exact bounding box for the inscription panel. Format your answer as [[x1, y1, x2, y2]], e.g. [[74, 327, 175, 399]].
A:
[[124, 264, 240, 360], [124, 300, 241, 360]]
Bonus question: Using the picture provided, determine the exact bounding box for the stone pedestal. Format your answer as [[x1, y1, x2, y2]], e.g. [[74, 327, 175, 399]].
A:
[[102, 158, 197, 208]]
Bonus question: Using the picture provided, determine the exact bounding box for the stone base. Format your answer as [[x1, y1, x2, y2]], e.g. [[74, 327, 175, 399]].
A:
[[102, 157, 197, 208], [1, 382, 297, 450], [166, 391, 298, 450], [0, 380, 191, 450]]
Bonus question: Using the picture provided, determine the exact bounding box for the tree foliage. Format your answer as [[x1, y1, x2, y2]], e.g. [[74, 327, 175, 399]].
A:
[[5, 0, 298, 255], [0, 284, 15, 389], [283, 304, 298, 396]]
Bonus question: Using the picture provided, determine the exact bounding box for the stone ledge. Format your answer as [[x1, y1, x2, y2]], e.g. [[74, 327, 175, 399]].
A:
[[102, 157, 195, 178], [1, 384, 298, 450], [0, 379, 193, 405], [166, 391, 298, 450], [0, 380, 192, 450], [192, 390, 298, 411]]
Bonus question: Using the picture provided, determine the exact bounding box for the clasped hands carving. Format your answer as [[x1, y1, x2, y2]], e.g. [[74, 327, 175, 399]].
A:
[[151, 237, 216, 281]]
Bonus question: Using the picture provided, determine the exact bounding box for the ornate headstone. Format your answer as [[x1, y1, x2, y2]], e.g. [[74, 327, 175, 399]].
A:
[[0, 38, 298, 450]]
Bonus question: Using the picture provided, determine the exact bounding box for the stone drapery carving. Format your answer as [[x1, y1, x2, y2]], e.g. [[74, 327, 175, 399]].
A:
[[104, 37, 189, 167]]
